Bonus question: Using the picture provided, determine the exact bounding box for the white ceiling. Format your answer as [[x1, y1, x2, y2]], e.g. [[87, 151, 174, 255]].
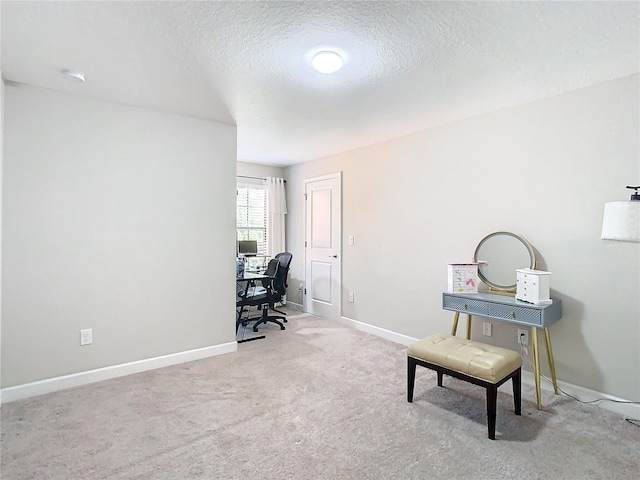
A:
[[2, 1, 638, 166]]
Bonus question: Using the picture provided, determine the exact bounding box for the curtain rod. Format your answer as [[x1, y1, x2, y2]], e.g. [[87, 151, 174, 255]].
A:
[[237, 175, 286, 183]]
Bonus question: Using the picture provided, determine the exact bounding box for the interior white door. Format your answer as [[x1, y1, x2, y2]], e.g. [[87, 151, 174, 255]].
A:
[[304, 173, 341, 319]]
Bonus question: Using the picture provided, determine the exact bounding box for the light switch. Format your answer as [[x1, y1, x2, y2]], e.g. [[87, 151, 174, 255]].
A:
[[348, 235, 355, 246]]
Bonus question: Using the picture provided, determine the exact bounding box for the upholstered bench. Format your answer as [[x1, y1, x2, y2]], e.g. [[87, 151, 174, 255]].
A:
[[407, 334, 522, 440]]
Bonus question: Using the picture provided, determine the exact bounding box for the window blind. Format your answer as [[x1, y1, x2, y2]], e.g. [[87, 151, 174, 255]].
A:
[[236, 184, 268, 256]]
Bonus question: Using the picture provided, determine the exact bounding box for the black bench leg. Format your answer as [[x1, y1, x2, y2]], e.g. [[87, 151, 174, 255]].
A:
[[437, 371, 444, 387], [512, 368, 522, 415], [486, 386, 497, 440], [407, 357, 417, 402]]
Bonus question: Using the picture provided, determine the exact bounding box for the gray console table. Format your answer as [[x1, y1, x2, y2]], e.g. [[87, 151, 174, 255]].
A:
[[442, 292, 562, 409]]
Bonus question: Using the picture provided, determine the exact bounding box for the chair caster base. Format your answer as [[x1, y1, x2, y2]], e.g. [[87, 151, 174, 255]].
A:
[[253, 325, 286, 332]]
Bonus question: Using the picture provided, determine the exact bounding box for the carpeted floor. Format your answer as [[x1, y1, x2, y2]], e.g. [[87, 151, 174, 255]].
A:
[[1, 313, 639, 479]]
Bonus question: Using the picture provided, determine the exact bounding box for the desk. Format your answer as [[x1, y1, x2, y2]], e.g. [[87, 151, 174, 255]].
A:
[[442, 292, 562, 410], [236, 272, 271, 343], [237, 272, 270, 282]]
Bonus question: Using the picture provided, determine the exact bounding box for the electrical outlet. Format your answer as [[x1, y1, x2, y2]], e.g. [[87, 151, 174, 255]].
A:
[[80, 328, 92, 346], [482, 322, 492, 336], [348, 291, 354, 303], [518, 328, 529, 346]]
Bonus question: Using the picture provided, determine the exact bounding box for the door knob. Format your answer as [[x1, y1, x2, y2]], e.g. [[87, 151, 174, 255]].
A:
[[330, 254, 338, 258]]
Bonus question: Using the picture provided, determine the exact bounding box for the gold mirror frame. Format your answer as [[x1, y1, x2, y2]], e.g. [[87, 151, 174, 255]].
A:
[[473, 231, 536, 294]]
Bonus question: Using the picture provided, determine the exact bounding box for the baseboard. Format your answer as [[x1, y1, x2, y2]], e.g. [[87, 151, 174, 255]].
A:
[[340, 315, 640, 420], [520, 370, 640, 419], [1, 341, 238, 404], [340, 315, 418, 346]]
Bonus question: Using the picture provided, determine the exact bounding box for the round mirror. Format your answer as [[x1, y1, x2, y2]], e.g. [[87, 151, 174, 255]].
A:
[[473, 231, 536, 292]]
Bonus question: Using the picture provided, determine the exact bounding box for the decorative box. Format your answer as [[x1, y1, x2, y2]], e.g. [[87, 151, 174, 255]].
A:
[[516, 268, 551, 305], [447, 264, 479, 294]]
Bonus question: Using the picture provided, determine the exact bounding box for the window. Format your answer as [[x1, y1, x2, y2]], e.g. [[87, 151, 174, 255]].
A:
[[236, 182, 267, 257]]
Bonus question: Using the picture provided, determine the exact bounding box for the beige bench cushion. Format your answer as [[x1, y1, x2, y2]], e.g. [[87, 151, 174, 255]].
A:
[[408, 334, 522, 383]]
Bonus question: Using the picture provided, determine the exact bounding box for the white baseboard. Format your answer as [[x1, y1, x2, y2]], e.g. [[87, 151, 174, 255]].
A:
[[520, 370, 640, 419], [340, 315, 418, 346], [340, 315, 640, 420], [1, 341, 238, 404]]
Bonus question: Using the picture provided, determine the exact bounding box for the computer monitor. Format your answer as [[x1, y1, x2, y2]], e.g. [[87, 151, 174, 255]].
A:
[[237, 240, 258, 256]]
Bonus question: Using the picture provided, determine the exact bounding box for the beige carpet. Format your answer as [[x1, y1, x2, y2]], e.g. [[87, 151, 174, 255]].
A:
[[1, 313, 638, 480]]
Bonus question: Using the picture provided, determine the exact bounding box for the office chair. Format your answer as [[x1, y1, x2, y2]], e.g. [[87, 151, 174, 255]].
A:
[[236, 258, 287, 332], [269, 252, 293, 316], [246, 252, 293, 312], [250, 252, 293, 331]]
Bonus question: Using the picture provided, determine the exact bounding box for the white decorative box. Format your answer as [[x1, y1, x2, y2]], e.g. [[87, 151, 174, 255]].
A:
[[448, 263, 479, 294], [516, 268, 552, 305]]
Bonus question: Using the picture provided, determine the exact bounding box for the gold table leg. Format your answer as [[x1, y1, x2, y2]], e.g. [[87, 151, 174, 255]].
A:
[[451, 312, 460, 336], [531, 326, 542, 410], [466, 314, 472, 340], [544, 327, 559, 395]]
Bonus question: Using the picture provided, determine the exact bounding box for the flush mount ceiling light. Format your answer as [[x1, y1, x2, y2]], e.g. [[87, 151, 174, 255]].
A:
[[311, 51, 343, 74], [62, 69, 86, 82]]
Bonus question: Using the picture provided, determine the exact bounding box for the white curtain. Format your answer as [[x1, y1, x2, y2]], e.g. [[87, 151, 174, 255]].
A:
[[266, 177, 287, 257]]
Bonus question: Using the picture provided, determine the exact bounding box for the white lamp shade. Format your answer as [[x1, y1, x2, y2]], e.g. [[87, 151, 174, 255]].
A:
[[601, 201, 640, 242]]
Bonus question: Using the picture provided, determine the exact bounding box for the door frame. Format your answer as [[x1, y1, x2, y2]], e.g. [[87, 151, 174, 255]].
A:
[[303, 172, 342, 318]]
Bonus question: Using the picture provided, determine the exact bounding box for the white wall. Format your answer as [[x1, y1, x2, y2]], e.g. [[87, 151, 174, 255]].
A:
[[237, 160, 284, 179], [285, 74, 640, 402], [2, 84, 237, 388]]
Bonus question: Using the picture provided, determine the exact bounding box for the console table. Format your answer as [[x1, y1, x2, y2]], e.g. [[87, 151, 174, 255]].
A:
[[442, 292, 562, 409]]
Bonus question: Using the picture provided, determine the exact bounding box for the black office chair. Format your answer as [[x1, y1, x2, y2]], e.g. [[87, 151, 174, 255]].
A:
[[236, 258, 287, 332], [268, 252, 293, 316]]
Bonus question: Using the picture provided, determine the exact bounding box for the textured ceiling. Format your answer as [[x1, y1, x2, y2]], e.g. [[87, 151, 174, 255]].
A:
[[2, 1, 639, 166]]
